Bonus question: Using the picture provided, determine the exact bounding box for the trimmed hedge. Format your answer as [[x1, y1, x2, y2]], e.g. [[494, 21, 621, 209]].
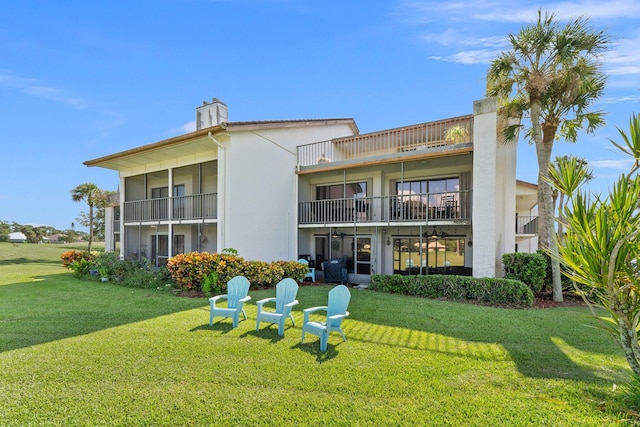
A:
[[502, 252, 546, 293], [369, 274, 534, 308]]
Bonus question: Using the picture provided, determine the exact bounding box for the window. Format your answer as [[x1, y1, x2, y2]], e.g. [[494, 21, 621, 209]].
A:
[[393, 236, 465, 275], [315, 182, 367, 222], [173, 235, 184, 256], [316, 182, 367, 200]]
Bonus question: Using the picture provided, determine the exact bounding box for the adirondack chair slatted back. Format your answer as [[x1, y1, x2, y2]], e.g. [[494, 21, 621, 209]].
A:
[[227, 276, 250, 308], [276, 278, 298, 313], [327, 285, 351, 328]]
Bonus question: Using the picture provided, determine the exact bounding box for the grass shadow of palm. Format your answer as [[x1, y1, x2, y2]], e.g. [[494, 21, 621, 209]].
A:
[[344, 289, 628, 383], [0, 273, 206, 353]]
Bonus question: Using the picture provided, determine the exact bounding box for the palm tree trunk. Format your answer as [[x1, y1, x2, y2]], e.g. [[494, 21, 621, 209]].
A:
[[535, 116, 563, 301], [88, 205, 94, 253]]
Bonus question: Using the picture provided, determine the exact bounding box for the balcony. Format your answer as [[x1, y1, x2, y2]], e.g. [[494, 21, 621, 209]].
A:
[[297, 115, 473, 170], [123, 193, 217, 223], [299, 191, 471, 225], [515, 215, 537, 235]]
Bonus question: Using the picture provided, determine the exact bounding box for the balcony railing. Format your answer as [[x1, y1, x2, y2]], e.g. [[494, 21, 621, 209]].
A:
[[124, 193, 217, 222], [516, 215, 538, 235], [297, 115, 473, 168], [299, 191, 471, 225]]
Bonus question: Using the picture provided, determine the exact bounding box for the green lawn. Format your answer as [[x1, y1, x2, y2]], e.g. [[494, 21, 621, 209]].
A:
[[0, 242, 634, 425]]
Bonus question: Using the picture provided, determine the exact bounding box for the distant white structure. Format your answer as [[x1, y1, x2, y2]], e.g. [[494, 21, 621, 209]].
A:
[[9, 232, 27, 243]]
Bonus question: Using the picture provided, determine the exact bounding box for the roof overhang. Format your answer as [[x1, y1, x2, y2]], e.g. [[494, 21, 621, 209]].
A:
[[83, 125, 227, 171]]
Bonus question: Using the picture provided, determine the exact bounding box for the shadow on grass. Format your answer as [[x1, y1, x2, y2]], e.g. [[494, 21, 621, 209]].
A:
[[0, 272, 206, 354], [342, 287, 629, 384], [240, 326, 291, 343], [292, 340, 343, 363], [190, 322, 235, 334], [0, 257, 63, 266]]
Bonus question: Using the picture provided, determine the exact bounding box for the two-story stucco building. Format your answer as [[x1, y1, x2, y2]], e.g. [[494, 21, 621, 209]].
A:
[[84, 97, 537, 284]]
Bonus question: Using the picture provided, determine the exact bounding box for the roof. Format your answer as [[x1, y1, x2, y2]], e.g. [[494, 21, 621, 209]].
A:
[[83, 118, 358, 171]]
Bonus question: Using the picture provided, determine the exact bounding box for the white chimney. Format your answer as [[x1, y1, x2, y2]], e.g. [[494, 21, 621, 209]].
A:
[[196, 98, 228, 130]]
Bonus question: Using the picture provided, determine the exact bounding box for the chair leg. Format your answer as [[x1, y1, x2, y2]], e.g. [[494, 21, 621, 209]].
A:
[[278, 318, 284, 336], [320, 330, 328, 352], [289, 313, 295, 326]]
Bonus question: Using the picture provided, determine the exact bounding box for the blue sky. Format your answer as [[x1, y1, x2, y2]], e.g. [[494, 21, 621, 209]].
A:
[[1, 0, 639, 231]]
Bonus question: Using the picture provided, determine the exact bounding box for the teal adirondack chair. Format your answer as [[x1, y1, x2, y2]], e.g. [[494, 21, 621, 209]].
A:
[[255, 278, 299, 336], [209, 276, 251, 328], [301, 285, 351, 352]]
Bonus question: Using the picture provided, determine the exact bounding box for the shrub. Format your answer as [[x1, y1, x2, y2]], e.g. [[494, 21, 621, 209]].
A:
[[61, 250, 96, 269], [243, 260, 282, 289], [503, 252, 546, 293], [166, 252, 220, 291], [166, 252, 309, 292], [118, 266, 174, 290], [370, 274, 533, 308], [273, 260, 308, 283]]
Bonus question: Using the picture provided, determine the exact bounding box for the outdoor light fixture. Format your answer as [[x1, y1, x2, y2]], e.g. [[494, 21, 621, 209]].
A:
[[332, 231, 346, 239], [424, 226, 448, 239]]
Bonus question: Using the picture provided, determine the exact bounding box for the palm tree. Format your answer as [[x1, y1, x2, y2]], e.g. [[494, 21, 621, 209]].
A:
[[548, 155, 593, 246], [71, 183, 104, 252], [486, 10, 609, 301]]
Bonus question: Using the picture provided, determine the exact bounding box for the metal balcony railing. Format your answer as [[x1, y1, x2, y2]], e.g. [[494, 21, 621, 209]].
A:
[[297, 115, 473, 168], [298, 191, 471, 224], [123, 193, 217, 222], [515, 215, 538, 235]]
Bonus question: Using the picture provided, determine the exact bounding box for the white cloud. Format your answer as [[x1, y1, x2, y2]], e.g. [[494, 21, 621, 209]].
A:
[[431, 49, 502, 65], [0, 72, 87, 108], [589, 159, 633, 169], [600, 95, 640, 104], [181, 121, 196, 133]]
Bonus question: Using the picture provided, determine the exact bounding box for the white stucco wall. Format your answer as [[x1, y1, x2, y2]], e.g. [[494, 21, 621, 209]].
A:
[[223, 123, 357, 262], [471, 98, 517, 278]]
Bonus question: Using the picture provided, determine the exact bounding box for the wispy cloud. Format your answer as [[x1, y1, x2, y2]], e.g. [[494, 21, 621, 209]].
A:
[[0, 72, 88, 108], [589, 159, 633, 169], [430, 49, 502, 65], [166, 120, 196, 136], [401, 0, 640, 78]]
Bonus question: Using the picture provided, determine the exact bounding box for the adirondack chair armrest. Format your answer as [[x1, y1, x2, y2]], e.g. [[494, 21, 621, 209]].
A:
[[209, 294, 228, 303], [256, 297, 276, 307], [284, 299, 299, 309], [328, 311, 349, 321], [303, 305, 327, 323], [239, 296, 252, 303]]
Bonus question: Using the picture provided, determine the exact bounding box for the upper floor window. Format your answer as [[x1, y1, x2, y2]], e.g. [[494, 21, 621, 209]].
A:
[[316, 182, 367, 200]]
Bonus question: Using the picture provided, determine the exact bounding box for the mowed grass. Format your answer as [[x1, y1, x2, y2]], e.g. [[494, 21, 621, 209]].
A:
[[0, 243, 633, 426]]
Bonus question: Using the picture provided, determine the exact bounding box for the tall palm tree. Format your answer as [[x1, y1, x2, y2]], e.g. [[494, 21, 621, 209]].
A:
[[71, 183, 103, 252], [486, 10, 609, 301]]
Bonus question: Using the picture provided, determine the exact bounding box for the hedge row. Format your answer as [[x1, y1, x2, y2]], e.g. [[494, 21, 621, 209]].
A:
[[166, 251, 308, 292], [369, 274, 534, 308]]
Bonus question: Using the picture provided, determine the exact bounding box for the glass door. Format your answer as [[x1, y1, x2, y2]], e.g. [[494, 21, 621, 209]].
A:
[[151, 234, 169, 267]]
